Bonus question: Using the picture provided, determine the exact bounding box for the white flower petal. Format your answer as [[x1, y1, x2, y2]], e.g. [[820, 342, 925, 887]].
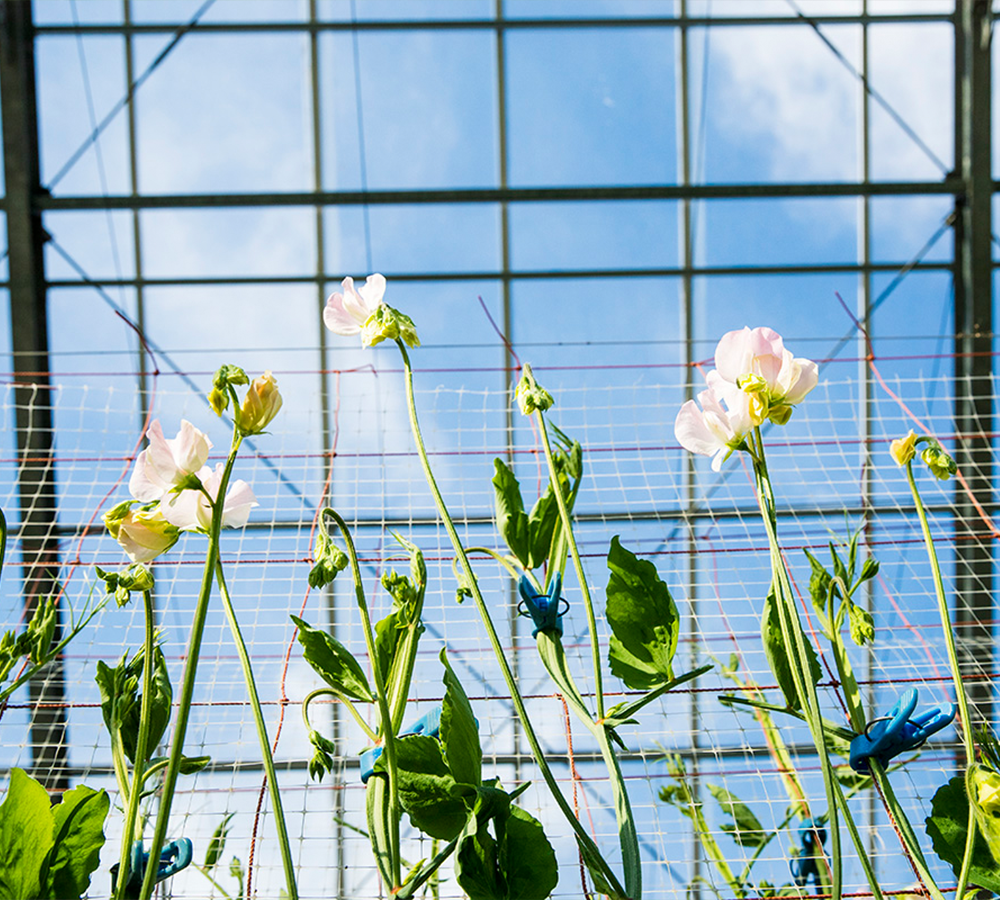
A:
[[323, 291, 363, 335], [674, 399, 725, 458]]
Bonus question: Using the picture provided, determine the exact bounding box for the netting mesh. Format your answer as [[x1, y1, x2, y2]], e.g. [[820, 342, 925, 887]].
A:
[[0, 332, 993, 898]]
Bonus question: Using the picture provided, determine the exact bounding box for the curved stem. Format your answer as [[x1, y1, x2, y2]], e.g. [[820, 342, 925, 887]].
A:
[[905, 461, 977, 899], [114, 589, 156, 900], [303, 687, 378, 745], [215, 560, 298, 900], [323, 507, 402, 891], [139, 436, 242, 900], [536, 410, 605, 720], [396, 341, 627, 899], [463, 546, 539, 590]]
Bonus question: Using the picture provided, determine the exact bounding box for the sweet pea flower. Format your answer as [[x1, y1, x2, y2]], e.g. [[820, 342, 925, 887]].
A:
[[714, 326, 818, 425], [323, 274, 386, 339], [890, 430, 918, 467], [161, 464, 258, 533], [674, 372, 754, 471], [129, 419, 212, 503], [323, 274, 420, 348], [104, 501, 180, 564]]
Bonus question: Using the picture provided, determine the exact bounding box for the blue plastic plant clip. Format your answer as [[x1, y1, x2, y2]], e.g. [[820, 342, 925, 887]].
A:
[[848, 687, 956, 774], [789, 818, 827, 887], [360, 705, 444, 784], [111, 838, 193, 898], [517, 571, 568, 639]]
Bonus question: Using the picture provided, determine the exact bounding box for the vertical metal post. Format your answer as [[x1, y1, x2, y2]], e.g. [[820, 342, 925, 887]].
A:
[[0, 0, 69, 792], [309, 2, 345, 894], [495, 0, 521, 782], [677, 2, 702, 893], [952, 0, 993, 735]]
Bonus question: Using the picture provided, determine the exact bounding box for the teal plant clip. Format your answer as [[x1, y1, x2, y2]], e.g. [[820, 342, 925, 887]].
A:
[[360, 705, 443, 784], [111, 838, 193, 898], [789, 818, 827, 887], [517, 572, 569, 638], [848, 687, 955, 774]]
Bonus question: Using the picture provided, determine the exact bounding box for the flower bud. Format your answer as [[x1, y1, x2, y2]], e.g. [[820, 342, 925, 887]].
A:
[[309, 532, 349, 589], [890, 430, 918, 467], [921, 443, 957, 481], [514, 364, 554, 416], [107, 504, 181, 564], [360, 305, 420, 349], [207, 364, 249, 416], [236, 370, 283, 436]]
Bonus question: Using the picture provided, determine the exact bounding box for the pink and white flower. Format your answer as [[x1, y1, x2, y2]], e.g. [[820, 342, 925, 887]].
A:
[[713, 326, 818, 424], [129, 419, 212, 503], [674, 372, 755, 471], [323, 274, 386, 338], [161, 463, 258, 533]]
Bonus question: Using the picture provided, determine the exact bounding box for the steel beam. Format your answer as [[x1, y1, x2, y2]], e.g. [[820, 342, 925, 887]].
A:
[[952, 0, 993, 736], [0, 0, 68, 792]]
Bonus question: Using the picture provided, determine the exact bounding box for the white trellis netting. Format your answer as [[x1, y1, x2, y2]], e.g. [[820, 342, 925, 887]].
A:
[[0, 332, 991, 899]]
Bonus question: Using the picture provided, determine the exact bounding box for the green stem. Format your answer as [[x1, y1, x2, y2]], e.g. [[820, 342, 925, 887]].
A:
[[215, 560, 298, 900], [396, 341, 628, 899], [139, 437, 241, 900], [536, 410, 605, 720], [324, 507, 403, 891], [905, 461, 977, 899], [462, 546, 540, 590], [751, 429, 853, 900], [114, 589, 156, 900], [303, 687, 378, 745]]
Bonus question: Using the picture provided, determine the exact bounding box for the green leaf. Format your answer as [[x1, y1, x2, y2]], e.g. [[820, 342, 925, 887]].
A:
[[504, 806, 558, 899], [373, 606, 403, 689], [120, 645, 172, 765], [803, 549, 833, 622], [858, 557, 880, 584], [26, 600, 57, 666], [829, 542, 848, 589], [492, 460, 531, 569], [0, 768, 53, 900], [847, 601, 874, 647], [292, 615, 374, 703], [605, 536, 678, 690], [456, 807, 502, 900], [706, 783, 770, 848], [386, 735, 471, 840], [205, 813, 235, 869], [440, 650, 481, 788], [526, 487, 558, 572], [43, 784, 109, 900], [760, 590, 821, 712], [926, 775, 1000, 891]]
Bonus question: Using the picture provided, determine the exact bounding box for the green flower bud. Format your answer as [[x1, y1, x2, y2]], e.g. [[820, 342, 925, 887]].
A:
[[308, 730, 337, 782], [309, 532, 349, 590], [514, 364, 554, 416], [208, 364, 250, 416], [360, 305, 420, 349], [921, 443, 957, 481]]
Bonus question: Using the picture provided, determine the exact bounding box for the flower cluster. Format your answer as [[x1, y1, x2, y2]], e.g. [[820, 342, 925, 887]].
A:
[[106, 419, 257, 563], [674, 326, 818, 470]]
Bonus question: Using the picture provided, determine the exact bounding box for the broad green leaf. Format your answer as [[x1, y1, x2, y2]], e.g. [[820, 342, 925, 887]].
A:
[[606, 536, 678, 689], [121, 645, 172, 765], [374, 606, 403, 689], [504, 806, 558, 899], [526, 487, 558, 572], [440, 649, 481, 788], [292, 615, 374, 703], [760, 590, 821, 712], [385, 735, 470, 840], [0, 768, 52, 900], [44, 784, 109, 900], [706, 783, 769, 848], [456, 809, 503, 900], [926, 775, 1000, 891], [205, 813, 235, 869], [492, 459, 530, 568]]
